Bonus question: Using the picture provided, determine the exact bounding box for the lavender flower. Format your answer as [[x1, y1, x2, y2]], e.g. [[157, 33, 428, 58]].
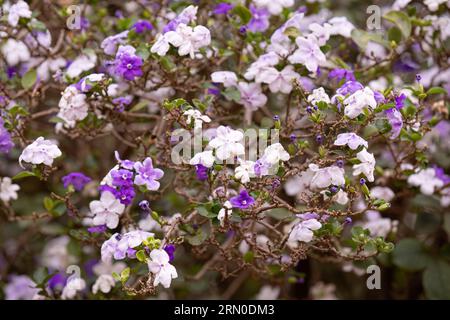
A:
[[213, 3, 234, 15], [247, 5, 270, 32], [0, 117, 14, 154], [336, 81, 364, 96], [394, 94, 406, 110], [164, 244, 176, 262], [132, 20, 153, 34], [329, 68, 355, 82], [134, 157, 164, 191], [112, 96, 132, 112], [385, 107, 403, 139], [230, 190, 255, 209], [88, 224, 107, 233], [195, 164, 208, 181], [62, 172, 92, 191]]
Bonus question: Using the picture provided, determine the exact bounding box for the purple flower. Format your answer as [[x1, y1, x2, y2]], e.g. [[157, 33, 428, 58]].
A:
[[88, 224, 107, 233], [254, 159, 270, 177], [230, 190, 255, 209], [336, 81, 364, 96], [434, 166, 450, 184], [114, 53, 143, 81], [116, 185, 135, 206], [6, 67, 17, 79], [195, 164, 208, 181], [112, 96, 132, 112], [394, 93, 406, 110], [329, 68, 355, 82], [111, 169, 134, 187], [213, 3, 234, 15], [134, 157, 164, 191], [385, 107, 403, 139], [247, 5, 270, 32], [62, 172, 92, 191], [139, 200, 151, 212], [163, 20, 178, 33], [0, 117, 14, 154], [164, 244, 176, 262], [373, 90, 385, 104], [47, 273, 67, 291], [115, 151, 135, 170], [132, 20, 153, 34]]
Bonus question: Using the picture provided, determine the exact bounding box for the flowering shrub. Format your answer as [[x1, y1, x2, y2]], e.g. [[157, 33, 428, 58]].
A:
[[0, 0, 449, 300]]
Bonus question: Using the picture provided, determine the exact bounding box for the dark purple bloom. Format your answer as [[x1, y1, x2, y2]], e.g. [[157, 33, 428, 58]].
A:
[[114, 53, 143, 81], [230, 190, 255, 209], [329, 68, 355, 82], [139, 200, 151, 212], [62, 172, 92, 191], [163, 20, 178, 33], [164, 244, 176, 262], [208, 86, 220, 96], [336, 159, 344, 168], [111, 169, 134, 187], [316, 135, 323, 144], [213, 3, 234, 15], [330, 186, 338, 193], [6, 67, 17, 79], [47, 273, 67, 291], [195, 164, 208, 181], [394, 93, 406, 110], [415, 74, 421, 82], [247, 5, 270, 32], [116, 185, 136, 205], [290, 134, 297, 142], [360, 178, 366, 185], [88, 224, 107, 233], [239, 25, 247, 34], [0, 117, 14, 154], [336, 81, 364, 96], [344, 217, 352, 224], [434, 166, 450, 184], [112, 96, 132, 112], [132, 20, 153, 34]]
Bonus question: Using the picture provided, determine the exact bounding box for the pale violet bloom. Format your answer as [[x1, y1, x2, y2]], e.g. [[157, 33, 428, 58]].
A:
[[189, 150, 215, 168], [322, 189, 349, 205], [101, 230, 154, 262], [237, 82, 267, 111], [211, 71, 238, 88], [370, 186, 395, 201], [253, 0, 294, 15], [162, 24, 211, 58], [352, 148, 376, 182], [235, 160, 256, 184], [183, 109, 211, 128], [288, 36, 326, 73], [263, 143, 290, 165], [208, 126, 245, 160], [362, 211, 398, 237], [334, 133, 368, 150], [7, 0, 32, 27], [288, 218, 322, 243], [1, 39, 30, 66], [90, 191, 125, 229], [309, 164, 345, 189], [309, 23, 331, 46], [101, 31, 129, 55], [327, 17, 355, 38], [147, 249, 178, 288], [343, 87, 377, 119], [134, 157, 164, 191], [217, 201, 233, 226], [0, 177, 20, 203], [61, 277, 86, 300], [407, 168, 444, 195], [255, 65, 299, 94], [4, 275, 41, 300], [19, 137, 62, 168], [92, 275, 115, 294], [307, 87, 331, 106]]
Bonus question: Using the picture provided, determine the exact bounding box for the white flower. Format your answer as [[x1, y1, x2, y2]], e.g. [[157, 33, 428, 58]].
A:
[[58, 86, 88, 127], [19, 137, 62, 168], [253, 0, 294, 15], [255, 285, 280, 300], [424, 0, 447, 11], [407, 168, 444, 195], [189, 150, 215, 168], [147, 249, 178, 288], [208, 126, 245, 161], [66, 52, 97, 78], [164, 24, 211, 58], [307, 87, 331, 105], [92, 275, 115, 294], [61, 277, 86, 300], [1, 39, 30, 66], [263, 143, 290, 165], [334, 133, 368, 150], [90, 191, 125, 229], [217, 201, 233, 226], [288, 36, 326, 72], [244, 52, 279, 80], [150, 34, 171, 56], [352, 148, 376, 182], [309, 23, 331, 46], [255, 66, 299, 94], [211, 71, 238, 88], [288, 219, 322, 243], [309, 164, 346, 189], [363, 211, 398, 237], [327, 17, 355, 38], [36, 58, 66, 82], [343, 87, 377, 119], [41, 236, 76, 270], [370, 186, 395, 201], [183, 109, 211, 128], [237, 82, 267, 111], [235, 160, 255, 184], [7, 0, 32, 27], [335, 189, 349, 205], [0, 177, 20, 203]]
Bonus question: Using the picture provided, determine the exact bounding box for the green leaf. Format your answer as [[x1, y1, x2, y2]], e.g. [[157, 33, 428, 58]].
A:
[[43, 197, 54, 212], [135, 44, 150, 60], [222, 87, 241, 102], [388, 26, 402, 43], [12, 171, 37, 180], [136, 250, 147, 262], [351, 29, 390, 50], [232, 5, 252, 24], [197, 206, 217, 219], [383, 11, 412, 39], [392, 238, 431, 271], [21, 69, 37, 90], [120, 267, 130, 283], [423, 259, 450, 299], [426, 87, 447, 95]]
